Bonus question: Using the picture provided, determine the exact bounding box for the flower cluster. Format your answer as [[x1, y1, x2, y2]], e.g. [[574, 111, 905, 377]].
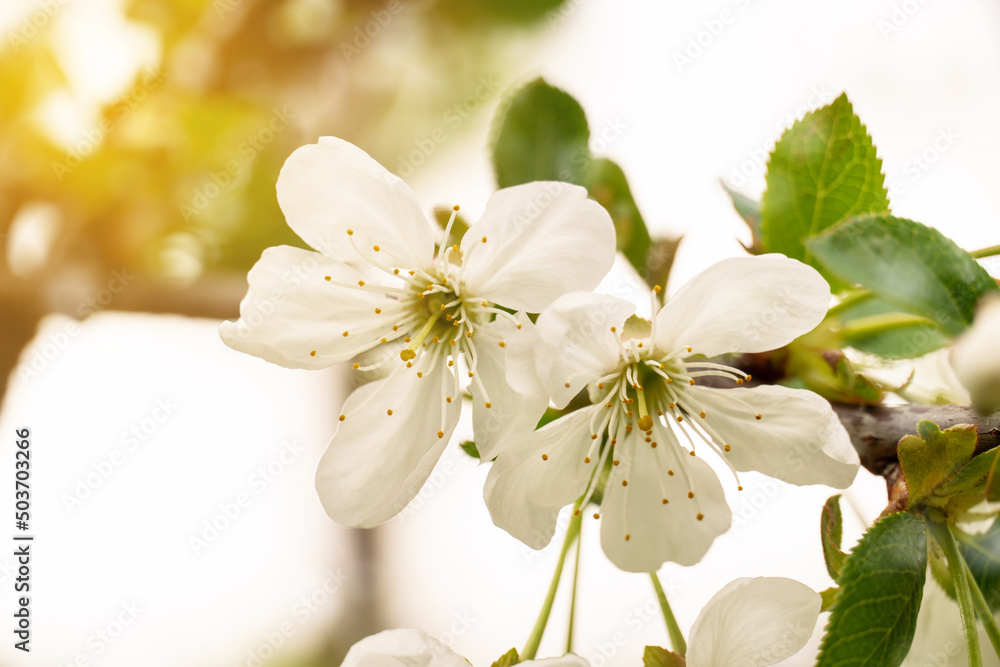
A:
[[221, 137, 861, 665]]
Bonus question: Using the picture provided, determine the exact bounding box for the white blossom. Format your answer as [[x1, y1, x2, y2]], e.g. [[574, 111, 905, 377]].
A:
[[220, 137, 615, 527], [486, 255, 860, 571]]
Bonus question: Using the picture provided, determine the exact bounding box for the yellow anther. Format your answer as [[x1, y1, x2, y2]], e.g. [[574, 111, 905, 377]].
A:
[[746, 374, 752, 381], [498, 341, 506, 348], [324, 275, 331, 281], [338, 414, 346, 421], [687, 491, 694, 499], [481, 236, 487, 243], [622, 480, 628, 487], [689, 379, 696, 385], [667, 470, 674, 476], [650, 442, 657, 448], [451, 244, 459, 252], [689, 451, 696, 457], [653, 285, 662, 293], [352, 363, 359, 369], [755, 414, 763, 421], [724, 444, 731, 452], [686, 346, 692, 352], [437, 430, 444, 438], [613, 460, 620, 466], [591, 434, 598, 440], [453, 204, 460, 211], [404, 337, 412, 343], [417, 372, 423, 378], [598, 383, 604, 389], [564, 382, 571, 388], [375, 308, 381, 314], [446, 396, 452, 403], [381, 337, 388, 344], [625, 534, 631, 541], [662, 498, 669, 504], [610, 326, 617, 332], [738, 485, 744, 491], [392, 325, 399, 331], [310, 350, 317, 357], [516, 324, 522, 329], [373, 245, 380, 252], [696, 513, 704, 521], [468, 371, 474, 378], [342, 331, 349, 337], [346, 229, 354, 236], [676, 416, 683, 423], [593, 513, 600, 519], [393, 269, 400, 275], [584, 457, 591, 464], [541, 454, 548, 461], [485, 402, 492, 409], [387, 409, 393, 416], [699, 411, 706, 418], [481, 300, 487, 307], [358, 280, 365, 287]]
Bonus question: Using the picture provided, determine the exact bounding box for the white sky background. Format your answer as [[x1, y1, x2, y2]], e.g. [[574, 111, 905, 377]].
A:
[[2, 0, 1000, 666]]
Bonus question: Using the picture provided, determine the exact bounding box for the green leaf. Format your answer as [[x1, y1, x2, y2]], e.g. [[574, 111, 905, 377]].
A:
[[807, 215, 1000, 335], [722, 183, 764, 254], [816, 512, 927, 667], [786, 346, 882, 405], [642, 646, 686, 667], [491, 648, 520, 667], [820, 586, 840, 612], [821, 495, 848, 581], [491, 80, 659, 286], [832, 293, 950, 359], [761, 93, 889, 282], [492, 78, 590, 188], [955, 520, 1000, 613], [932, 449, 997, 505], [584, 157, 653, 278], [897, 421, 978, 506], [459, 441, 481, 459], [987, 452, 1000, 503]]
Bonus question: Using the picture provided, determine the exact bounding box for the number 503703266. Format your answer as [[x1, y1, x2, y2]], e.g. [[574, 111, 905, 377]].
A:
[[14, 428, 30, 531]]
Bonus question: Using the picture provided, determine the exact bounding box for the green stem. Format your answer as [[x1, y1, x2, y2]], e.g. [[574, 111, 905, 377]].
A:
[[522, 504, 583, 660], [961, 544, 1000, 659], [838, 312, 936, 340], [650, 572, 687, 657], [826, 288, 873, 317], [971, 244, 1000, 259], [932, 522, 982, 666], [566, 519, 583, 653]]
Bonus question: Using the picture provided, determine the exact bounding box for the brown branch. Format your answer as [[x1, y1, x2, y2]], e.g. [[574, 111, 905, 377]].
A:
[[832, 403, 1000, 476]]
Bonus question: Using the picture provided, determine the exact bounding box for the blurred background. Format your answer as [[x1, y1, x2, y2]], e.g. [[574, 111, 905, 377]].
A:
[[1, 0, 999, 665]]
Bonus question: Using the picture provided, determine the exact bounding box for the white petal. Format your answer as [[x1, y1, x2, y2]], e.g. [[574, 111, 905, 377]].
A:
[[277, 137, 435, 268], [654, 255, 830, 358], [689, 384, 859, 488], [460, 182, 616, 313], [341, 628, 470, 667], [533, 292, 634, 409], [951, 297, 1000, 413], [484, 406, 599, 549], [315, 351, 461, 528], [686, 577, 821, 667], [470, 315, 549, 461], [600, 428, 731, 571], [219, 246, 398, 369]]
